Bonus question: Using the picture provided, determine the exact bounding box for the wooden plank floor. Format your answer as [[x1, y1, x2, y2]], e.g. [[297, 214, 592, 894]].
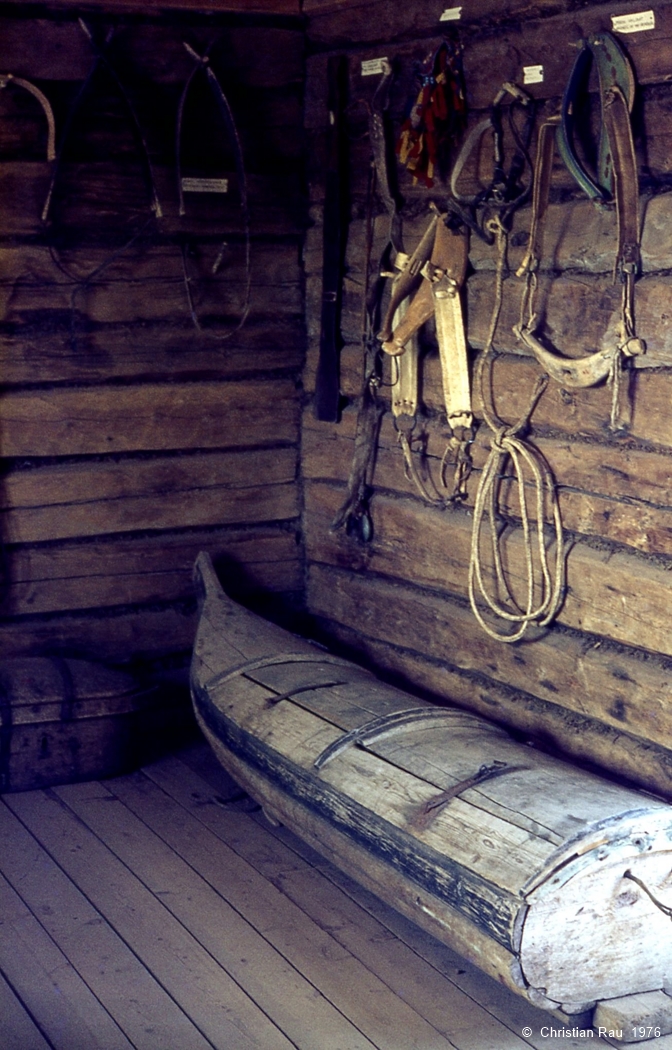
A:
[[1, 738, 668, 1050]]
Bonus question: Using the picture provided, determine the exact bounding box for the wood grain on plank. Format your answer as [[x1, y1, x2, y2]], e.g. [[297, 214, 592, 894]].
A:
[[306, 563, 672, 797], [144, 753, 537, 1050], [0, 799, 213, 1050], [0, 872, 134, 1050], [0, 21, 304, 85], [0, 318, 305, 386], [2, 527, 302, 615], [5, 788, 296, 1050], [0, 967, 52, 1050], [0, 243, 301, 325], [303, 406, 672, 557], [0, 602, 198, 662], [0, 378, 298, 457], [55, 776, 413, 1050], [305, 479, 672, 659], [0, 447, 298, 543], [307, 342, 672, 451], [0, 163, 302, 236], [305, 2, 672, 103], [145, 749, 524, 1002]]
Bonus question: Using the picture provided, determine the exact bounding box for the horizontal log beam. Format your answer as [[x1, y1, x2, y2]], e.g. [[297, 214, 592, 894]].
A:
[[0, 447, 298, 544], [0, 163, 303, 237], [3, 526, 302, 616], [305, 479, 672, 659], [0, 22, 303, 84], [306, 1, 672, 102], [0, 378, 299, 457], [306, 567, 672, 798], [303, 407, 672, 558], [0, 318, 305, 386]]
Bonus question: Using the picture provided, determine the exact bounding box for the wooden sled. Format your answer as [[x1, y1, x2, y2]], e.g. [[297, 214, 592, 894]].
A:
[[191, 551, 672, 1042]]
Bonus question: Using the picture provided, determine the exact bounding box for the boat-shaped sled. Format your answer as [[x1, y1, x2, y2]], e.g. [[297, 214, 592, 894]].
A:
[[191, 552, 672, 1039]]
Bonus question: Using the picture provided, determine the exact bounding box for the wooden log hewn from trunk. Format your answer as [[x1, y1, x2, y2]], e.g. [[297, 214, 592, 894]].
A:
[[0, 21, 304, 84], [0, 379, 298, 458], [0, 10, 305, 709], [191, 551, 672, 1018], [0, 604, 198, 664], [306, 562, 672, 798], [307, 273, 672, 376], [2, 526, 302, 616], [305, 480, 672, 660], [0, 163, 302, 237], [305, 1, 672, 101], [303, 406, 672, 558], [305, 0, 672, 65], [0, 447, 298, 544], [306, 334, 672, 450], [0, 318, 305, 386]]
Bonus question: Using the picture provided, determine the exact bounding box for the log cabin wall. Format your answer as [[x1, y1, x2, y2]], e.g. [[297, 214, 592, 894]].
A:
[[0, 0, 305, 787], [302, 0, 672, 798]]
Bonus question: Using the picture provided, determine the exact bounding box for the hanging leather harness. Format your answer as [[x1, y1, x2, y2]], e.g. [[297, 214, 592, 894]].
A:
[[378, 83, 535, 505], [379, 208, 472, 501], [332, 60, 397, 539], [515, 32, 644, 430], [176, 41, 252, 340], [42, 19, 161, 225]]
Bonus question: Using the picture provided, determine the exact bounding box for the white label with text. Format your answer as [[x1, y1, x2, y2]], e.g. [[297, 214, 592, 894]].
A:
[[523, 65, 544, 85], [181, 178, 229, 194], [361, 58, 388, 76], [611, 10, 655, 32]]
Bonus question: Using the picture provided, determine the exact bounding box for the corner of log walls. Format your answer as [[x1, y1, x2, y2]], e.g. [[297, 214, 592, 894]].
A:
[[302, 0, 672, 798], [0, 2, 306, 771]]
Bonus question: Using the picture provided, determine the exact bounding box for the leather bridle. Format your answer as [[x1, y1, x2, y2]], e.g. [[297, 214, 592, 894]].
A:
[[515, 32, 644, 431]]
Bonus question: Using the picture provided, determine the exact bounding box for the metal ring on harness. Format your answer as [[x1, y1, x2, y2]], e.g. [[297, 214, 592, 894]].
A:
[[449, 81, 535, 241]]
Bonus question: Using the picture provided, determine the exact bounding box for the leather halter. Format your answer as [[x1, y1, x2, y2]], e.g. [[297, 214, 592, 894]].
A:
[[515, 33, 644, 430], [557, 32, 635, 201], [42, 19, 162, 225], [176, 41, 252, 339]]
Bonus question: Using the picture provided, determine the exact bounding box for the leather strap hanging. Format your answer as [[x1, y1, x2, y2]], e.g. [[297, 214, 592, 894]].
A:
[[176, 41, 252, 340], [380, 211, 473, 501], [515, 33, 644, 431], [43, 19, 161, 225], [314, 55, 349, 422], [332, 60, 396, 539]]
